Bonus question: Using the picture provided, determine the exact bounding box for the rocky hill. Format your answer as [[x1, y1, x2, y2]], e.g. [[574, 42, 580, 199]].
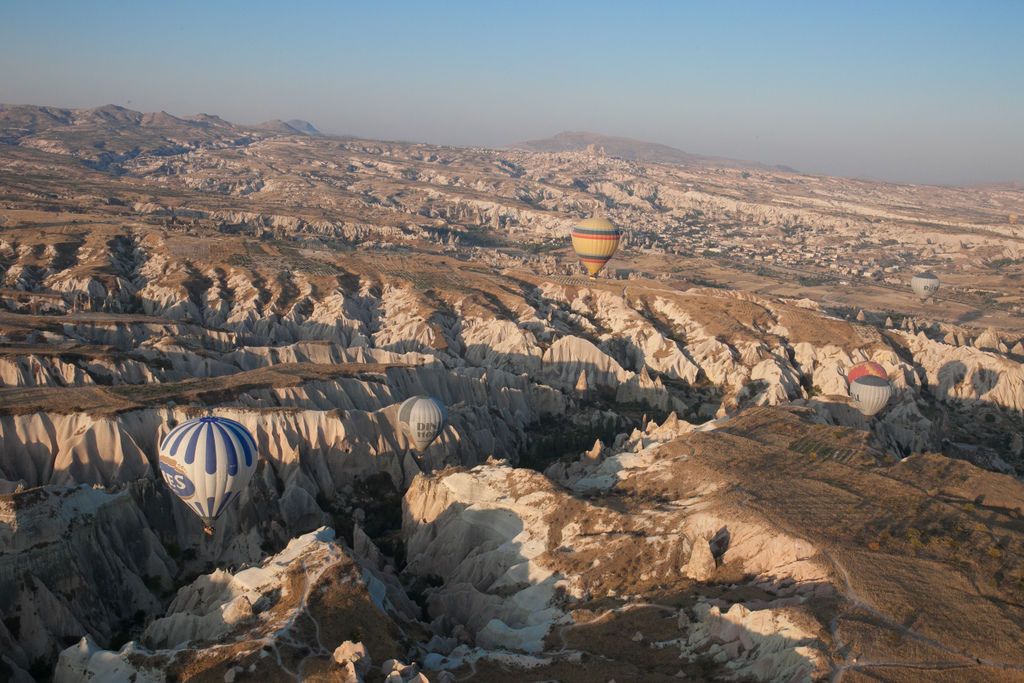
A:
[[0, 104, 1023, 681], [508, 131, 722, 167], [506, 131, 790, 172], [257, 119, 323, 136]]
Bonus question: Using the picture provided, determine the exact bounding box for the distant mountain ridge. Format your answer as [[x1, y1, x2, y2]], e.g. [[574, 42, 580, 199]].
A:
[[0, 104, 322, 143], [0, 104, 232, 134], [965, 180, 1024, 193], [0, 104, 331, 175], [505, 131, 797, 173], [257, 119, 322, 136]]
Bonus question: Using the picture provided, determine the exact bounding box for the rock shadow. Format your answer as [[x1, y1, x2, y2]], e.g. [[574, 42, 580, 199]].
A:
[[937, 360, 967, 401], [971, 368, 999, 397], [955, 309, 986, 324], [709, 526, 731, 560]]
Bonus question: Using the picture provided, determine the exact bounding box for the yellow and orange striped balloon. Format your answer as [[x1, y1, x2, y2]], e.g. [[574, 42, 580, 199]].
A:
[[571, 217, 621, 277]]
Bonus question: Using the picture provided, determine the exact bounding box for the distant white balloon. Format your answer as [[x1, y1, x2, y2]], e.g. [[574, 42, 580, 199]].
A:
[[911, 272, 940, 301], [398, 396, 447, 451], [158, 416, 259, 527]]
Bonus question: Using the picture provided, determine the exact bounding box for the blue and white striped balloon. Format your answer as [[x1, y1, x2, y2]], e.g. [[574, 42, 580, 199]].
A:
[[158, 416, 259, 523]]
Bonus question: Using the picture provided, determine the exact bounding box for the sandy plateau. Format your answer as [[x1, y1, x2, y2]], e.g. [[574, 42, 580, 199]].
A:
[[0, 104, 1023, 681]]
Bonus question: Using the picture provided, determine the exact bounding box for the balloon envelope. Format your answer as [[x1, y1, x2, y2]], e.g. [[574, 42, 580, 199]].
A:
[[847, 361, 888, 384], [571, 218, 621, 277], [911, 272, 940, 300], [398, 396, 447, 451], [158, 416, 259, 523], [849, 375, 892, 417]]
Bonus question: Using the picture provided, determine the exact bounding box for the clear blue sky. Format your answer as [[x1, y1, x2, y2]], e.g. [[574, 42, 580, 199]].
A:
[[2, 0, 1022, 185]]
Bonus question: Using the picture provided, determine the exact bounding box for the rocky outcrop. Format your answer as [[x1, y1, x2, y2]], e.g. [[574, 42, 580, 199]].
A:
[[0, 484, 173, 671], [401, 445, 832, 662], [458, 318, 542, 376], [571, 289, 700, 383], [681, 601, 827, 680], [907, 332, 1024, 411], [651, 296, 749, 389], [541, 335, 631, 391], [55, 527, 408, 682]]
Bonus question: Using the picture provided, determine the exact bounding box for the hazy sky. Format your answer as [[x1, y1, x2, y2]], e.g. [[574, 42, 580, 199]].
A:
[[2, 1, 1022, 185]]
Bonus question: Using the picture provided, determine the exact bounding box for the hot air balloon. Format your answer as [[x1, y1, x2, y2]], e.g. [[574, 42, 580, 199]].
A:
[[910, 272, 940, 301], [158, 416, 259, 534], [398, 396, 446, 451], [847, 361, 887, 384], [847, 361, 891, 417], [571, 217, 621, 278]]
